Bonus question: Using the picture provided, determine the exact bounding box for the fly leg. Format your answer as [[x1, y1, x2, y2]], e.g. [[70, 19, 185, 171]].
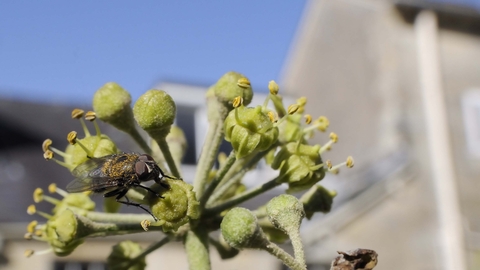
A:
[[104, 188, 158, 221], [133, 183, 167, 198]]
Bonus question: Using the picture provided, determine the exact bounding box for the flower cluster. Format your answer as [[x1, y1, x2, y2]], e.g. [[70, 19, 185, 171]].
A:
[[26, 72, 356, 270]]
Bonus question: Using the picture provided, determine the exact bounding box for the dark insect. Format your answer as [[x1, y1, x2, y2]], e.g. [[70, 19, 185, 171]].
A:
[[66, 153, 170, 220]]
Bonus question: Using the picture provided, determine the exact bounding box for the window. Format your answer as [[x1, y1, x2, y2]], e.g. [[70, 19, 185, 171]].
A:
[[461, 89, 480, 158]]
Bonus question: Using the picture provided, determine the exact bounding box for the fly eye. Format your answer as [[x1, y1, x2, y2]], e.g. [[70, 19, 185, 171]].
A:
[[135, 161, 150, 180], [138, 154, 155, 162]]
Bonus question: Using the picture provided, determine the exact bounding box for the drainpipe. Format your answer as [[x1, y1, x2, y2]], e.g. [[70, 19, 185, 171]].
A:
[[415, 10, 467, 270]]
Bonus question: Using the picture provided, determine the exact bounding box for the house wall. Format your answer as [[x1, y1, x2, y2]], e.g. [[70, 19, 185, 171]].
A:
[[282, 0, 480, 268]]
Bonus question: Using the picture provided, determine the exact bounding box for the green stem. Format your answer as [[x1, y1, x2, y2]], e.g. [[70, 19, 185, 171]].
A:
[[207, 149, 268, 206], [85, 211, 156, 224], [155, 137, 181, 178], [79, 118, 91, 137], [124, 236, 170, 269], [127, 127, 152, 155], [185, 228, 211, 270], [77, 214, 163, 238], [290, 229, 306, 269], [270, 94, 286, 118], [204, 177, 282, 217], [193, 117, 224, 197], [262, 241, 306, 270], [199, 151, 236, 210]]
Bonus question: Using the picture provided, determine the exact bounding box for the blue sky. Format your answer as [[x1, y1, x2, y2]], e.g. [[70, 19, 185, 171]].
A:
[[0, 1, 306, 105]]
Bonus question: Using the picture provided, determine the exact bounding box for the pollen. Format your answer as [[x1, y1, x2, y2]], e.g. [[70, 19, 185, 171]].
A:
[[237, 77, 251, 89], [48, 183, 57, 194], [42, 139, 52, 152], [33, 188, 44, 203], [304, 114, 312, 124], [232, 96, 243, 108], [24, 233, 33, 240], [43, 150, 54, 160], [316, 116, 330, 132], [71, 109, 85, 119], [297, 97, 307, 107], [287, 104, 299, 115], [24, 249, 34, 258], [268, 111, 277, 123], [27, 205, 36, 215], [325, 160, 333, 169], [67, 131, 78, 145], [268, 80, 279, 95], [346, 156, 354, 168], [141, 219, 151, 231], [329, 132, 338, 143], [85, 111, 97, 121], [27, 220, 38, 233]]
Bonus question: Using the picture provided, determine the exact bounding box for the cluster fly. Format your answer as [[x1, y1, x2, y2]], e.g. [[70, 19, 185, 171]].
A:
[[66, 153, 171, 220]]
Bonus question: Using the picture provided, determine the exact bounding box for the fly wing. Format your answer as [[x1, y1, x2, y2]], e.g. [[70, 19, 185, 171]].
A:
[[66, 176, 115, 192], [67, 155, 117, 193], [71, 155, 114, 178]]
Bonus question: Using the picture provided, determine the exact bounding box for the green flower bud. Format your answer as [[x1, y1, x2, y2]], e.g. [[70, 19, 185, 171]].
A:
[[220, 207, 266, 249], [64, 134, 118, 170], [93, 82, 137, 133], [133, 90, 176, 140], [213, 72, 253, 108], [104, 196, 121, 213], [52, 193, 96, 216], [266, 195, 305, 236], [45, 209, 85, 256], [148, 179, 199, 232], [264, 147, 277, 165], [277, 114, 304, 144], [300, 185, 337, 219], [272, 142, 325, 192], [224, 106, 278, 159], [107, 241, 146, 270]]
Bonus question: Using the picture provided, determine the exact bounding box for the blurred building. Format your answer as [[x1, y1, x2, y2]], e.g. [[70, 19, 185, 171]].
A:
[[281, 0, 480, 269]]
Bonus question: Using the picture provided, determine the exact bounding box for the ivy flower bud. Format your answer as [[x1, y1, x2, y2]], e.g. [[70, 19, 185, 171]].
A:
[[45, 209, 85, 256], [103, 196, 121, 214], [213, 72, 253, 108], [224, 105, 279, 159], [64, 134, 118, 169], [107, 240, 146, 270], [271, 142, 325, 193], [300, 185, 337, 219], [133, 90, 176, 140], [220, 207, 266, 249], [53, 193, 96, 216], [266, 195, 305, 236], [93, 82, 137, 134], [148, 179, 200, 232], [277, 114, 303, 144]]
